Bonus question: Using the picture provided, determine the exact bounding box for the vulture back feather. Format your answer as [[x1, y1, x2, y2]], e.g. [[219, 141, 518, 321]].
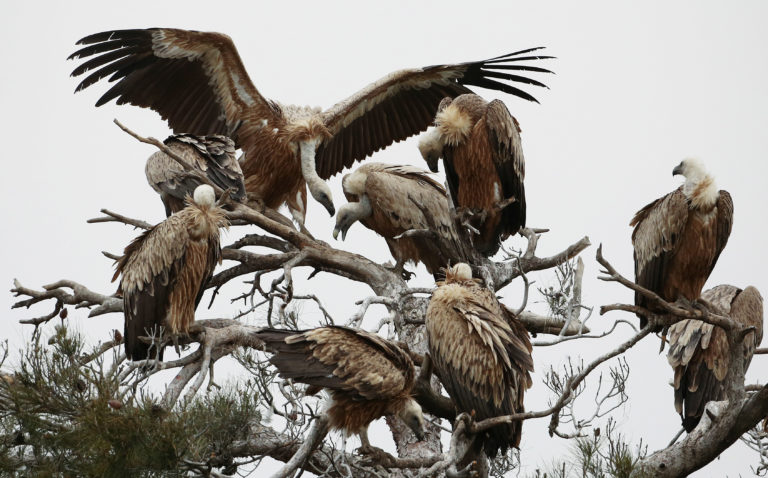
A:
[[667, 284, 763, 432], [113, 185, 228, 361], [145, 134, 245, 216], [255, 326, 424, 439], [426, 264, 533, 457]]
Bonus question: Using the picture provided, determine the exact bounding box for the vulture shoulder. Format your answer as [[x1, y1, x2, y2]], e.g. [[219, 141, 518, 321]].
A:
[[69, 28, 277, 141]]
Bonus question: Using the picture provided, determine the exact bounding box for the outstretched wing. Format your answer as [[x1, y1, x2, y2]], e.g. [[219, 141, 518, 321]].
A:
[[256, 326, 414, 400], [315, 48, 552, 179], [69, 28, 278, 141], [630, 187, 689, 327]]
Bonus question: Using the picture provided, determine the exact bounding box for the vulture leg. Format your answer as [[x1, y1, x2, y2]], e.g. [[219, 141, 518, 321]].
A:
[[356, 426, 389, 461], [384, 258, 414, 281]]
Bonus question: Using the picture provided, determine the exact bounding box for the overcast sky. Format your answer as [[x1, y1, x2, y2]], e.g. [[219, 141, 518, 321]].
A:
[[3, 1, 768, 476]]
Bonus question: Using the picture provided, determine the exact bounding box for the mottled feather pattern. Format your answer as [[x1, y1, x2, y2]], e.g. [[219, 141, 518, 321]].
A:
[[427, 274, 533, 455], [113, 198, 227, 360], [341, 163, 462, 275], [667, 284, 763, 431], [256, 326, 415, 433], [146, 134, 246, 215]]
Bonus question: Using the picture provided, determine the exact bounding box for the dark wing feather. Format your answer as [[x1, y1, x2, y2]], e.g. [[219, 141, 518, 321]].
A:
[[113, 215, 191, 361], [70, 28, 276, 142], [708, 190, 733, 276], [485, 99, 526, 238], [630, 188, 689, 329], [427, 282, 532, 457], [667, 284, 763, 432], [315, 49, 552, 179], [256, 326, 414, 400]]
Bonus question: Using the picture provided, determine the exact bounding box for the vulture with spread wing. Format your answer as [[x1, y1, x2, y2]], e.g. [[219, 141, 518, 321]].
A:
[[667, 284, 763, 432], [426, 263, 533, 457], [631, 159, 733, 330], [418, 94, 526, 255], [145, 134, 246, 216], [333, 163, 463, 277], [255, 326, 425, 445], [69, 28, 551, 224], [113, 185, 228, 361]]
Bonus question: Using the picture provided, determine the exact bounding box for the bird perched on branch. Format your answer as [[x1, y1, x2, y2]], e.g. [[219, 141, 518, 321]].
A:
[[255, 326, 425, 447], [426, 263, 533, 457], [630, 159, 733, 331], [69, 28, 551, 225], [145, 134, 246, 217], [113, 185, 228, 361], [333, 163, 464, 278], [667, 284, 763, 432], [418, 94, 526, 256]]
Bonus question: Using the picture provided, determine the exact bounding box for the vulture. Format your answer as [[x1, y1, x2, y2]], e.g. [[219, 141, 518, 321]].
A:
[[631, 159, 733, 330], [113, 185, 228, 361], [145, 134, 246, 217], [418, 93, 526, 256], [426, 263, 533, 457], [333, 163, 463, 277], [667, 284, 763, 432], [69, 28, 551, 223], [255, 326, 425, 445]]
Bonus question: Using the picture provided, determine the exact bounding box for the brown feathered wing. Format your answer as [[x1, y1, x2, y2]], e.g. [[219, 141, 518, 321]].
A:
[[667, 284, 763, 431], [427, 280, 533, 457]]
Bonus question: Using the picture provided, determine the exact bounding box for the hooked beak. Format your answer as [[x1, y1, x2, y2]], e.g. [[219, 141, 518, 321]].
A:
[[414, 429, 425, 441], [332, 226, 347, 241], [672, 162, 684, 177], [324, 202, 336, 217]]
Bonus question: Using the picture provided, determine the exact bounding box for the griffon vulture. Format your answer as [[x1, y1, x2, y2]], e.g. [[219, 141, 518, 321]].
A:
[[113, 185, 228, 361], [333, 163, 462, 277], [255, 326, 425, 445], [667, 284, 763, 432], [69, 28, 551, 223], [631, 159, 733, 330], [426, 263, 533, 457], [145, 134, 246, 217], [418, 94, 526, 256]]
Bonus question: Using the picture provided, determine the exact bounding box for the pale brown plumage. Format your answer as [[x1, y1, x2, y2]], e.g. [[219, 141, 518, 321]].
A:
[[333, 163, 463, 277], [113, 186, 228, 361], [667, 284, 763, 432], [426, 263, 533, 457], [69, 28, 550, 222], [631, 159, 733, 330], [418, 94, 526, 256], [145, 134, 246, 217], [255, 326, 425, 441]]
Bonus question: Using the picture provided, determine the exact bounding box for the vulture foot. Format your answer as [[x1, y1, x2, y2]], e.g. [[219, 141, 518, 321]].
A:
[[383, 260, 415, 281]]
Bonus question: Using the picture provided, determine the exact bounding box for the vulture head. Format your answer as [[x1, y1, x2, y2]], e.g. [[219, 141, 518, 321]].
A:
[[307, 179, 335, 217], [333, 196, 372, 240], [193, 184, 216, 207], [397, 398, 426, 441], [418, 127, 443, 173], [672, 158, 718, 207]]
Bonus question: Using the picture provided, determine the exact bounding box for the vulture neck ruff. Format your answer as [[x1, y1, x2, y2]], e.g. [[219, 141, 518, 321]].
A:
[[436, 103, 473, 147], [681, 161, 719, 209]]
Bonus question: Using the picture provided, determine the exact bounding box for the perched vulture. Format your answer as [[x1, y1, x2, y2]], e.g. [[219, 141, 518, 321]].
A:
[[418, 94, 526, 256], [333, 163, 463, 277], [667, 284, 763, 432], [255, 326, 425, 445], [113, 185, 228, 361], [631, 159, 733, 330], [426, 263, 533, 457], [69, 28, 551, 223], [145, 134, 246, 217]]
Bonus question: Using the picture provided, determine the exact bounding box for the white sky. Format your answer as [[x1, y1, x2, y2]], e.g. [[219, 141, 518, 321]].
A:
[[2, 1, 767, 476]]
